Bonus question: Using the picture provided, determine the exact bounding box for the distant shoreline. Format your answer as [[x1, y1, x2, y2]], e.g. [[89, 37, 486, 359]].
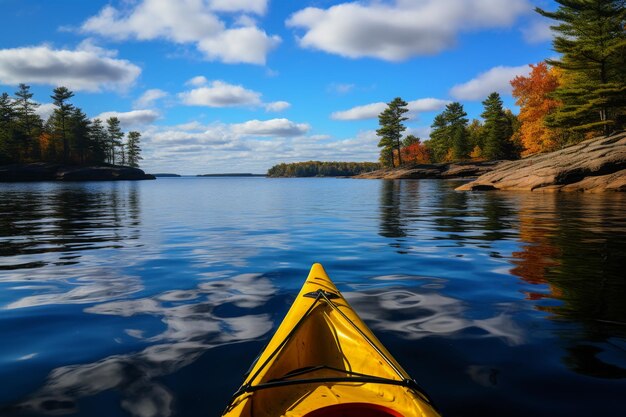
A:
[[153, 173, 181, 178], [196, 173, 266, 177]]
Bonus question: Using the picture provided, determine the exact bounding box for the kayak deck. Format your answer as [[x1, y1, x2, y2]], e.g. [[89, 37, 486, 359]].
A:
[[222, 264, 440, 417]]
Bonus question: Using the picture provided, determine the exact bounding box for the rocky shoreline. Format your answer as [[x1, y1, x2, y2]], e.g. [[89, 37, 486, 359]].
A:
[[354, 160, 501, 180], [456, 132, 626, 192], [0, 163, 156, 182]]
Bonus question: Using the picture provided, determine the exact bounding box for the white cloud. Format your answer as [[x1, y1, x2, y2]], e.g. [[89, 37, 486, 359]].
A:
[[332, 98, 449, 120], [331, 102, 387, 120], [197, 27, 281, 65], [81, 0, 279, 65], [208, 0, 267, 15], [450, 65, 531, 100], [408, 98, 451, 113], [179, 80, 262, 107], [139, 123, 382, 174], [232, 119, 310, 137], [264, 101, 291, 112], [76, 38, 118, 57], [0, 45, 140, 92], [327, 83, 355, 94], [134, 89, 168, 109], [287, 0, 531, 61], [178, 80, 289, 112], [35, 103, 56, 121], [522, 19, 554, 44], [95, 109, 160, 129], [185, 76, 209, 87]]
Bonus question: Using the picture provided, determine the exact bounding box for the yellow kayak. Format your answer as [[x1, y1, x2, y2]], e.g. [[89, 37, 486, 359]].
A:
[[222, 263, 440, 417]]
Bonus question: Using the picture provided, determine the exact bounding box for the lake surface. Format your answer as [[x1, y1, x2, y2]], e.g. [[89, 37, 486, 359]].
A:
[[1, 177, 625, 417]]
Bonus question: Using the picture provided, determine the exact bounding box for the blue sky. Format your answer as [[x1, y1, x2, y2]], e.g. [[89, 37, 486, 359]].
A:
[[0, 0, 556, 174]]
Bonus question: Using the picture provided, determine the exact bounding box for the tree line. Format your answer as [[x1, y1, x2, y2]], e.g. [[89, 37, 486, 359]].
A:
[[267, 161, 380, 177], [377, 0, 626, 167], [0, 84, 143, 167]]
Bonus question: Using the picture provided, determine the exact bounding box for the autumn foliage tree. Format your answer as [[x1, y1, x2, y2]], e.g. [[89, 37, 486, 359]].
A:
[[511, 63, 563, 155], [400, 140, 430, 165], [536, 0, 626, 135]]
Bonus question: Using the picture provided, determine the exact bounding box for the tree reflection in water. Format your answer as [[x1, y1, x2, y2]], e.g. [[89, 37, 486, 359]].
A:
[[377, 180, 626, 379], [510, 193, 626, 379], [0, 183, 141, 270]]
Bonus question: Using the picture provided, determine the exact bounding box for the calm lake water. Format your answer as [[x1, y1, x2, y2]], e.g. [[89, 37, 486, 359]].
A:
[[1, 177, 625, 417]]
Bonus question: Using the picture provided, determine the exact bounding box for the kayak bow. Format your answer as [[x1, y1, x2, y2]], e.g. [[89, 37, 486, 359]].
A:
[[222, 263, 440, 417]]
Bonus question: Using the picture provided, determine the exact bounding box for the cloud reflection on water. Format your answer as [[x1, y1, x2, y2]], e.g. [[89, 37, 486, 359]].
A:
[[10, 273, 276, 417], [4, 269, 143, 310], [345, 276, 525, 346]]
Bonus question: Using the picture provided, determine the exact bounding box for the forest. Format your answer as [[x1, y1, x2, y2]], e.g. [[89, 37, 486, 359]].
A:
[[267, 161, 380, 177], [376, 0, 626, 168], [0, 85, 143, 168]]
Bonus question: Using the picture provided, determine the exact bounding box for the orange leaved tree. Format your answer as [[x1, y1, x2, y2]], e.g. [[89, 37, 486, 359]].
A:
[[401, 141, 430, 165], [511, 63, 562, 155]]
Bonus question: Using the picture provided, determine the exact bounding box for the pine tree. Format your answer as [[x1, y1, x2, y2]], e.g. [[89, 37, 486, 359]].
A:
[[69, 108, 91, 164], [446, 102, 470, 160], [89, 119, 108, 164], [482, 92, 515, 160], [467, 119, 485, 158], [106, 117, 123, 165], [0, 92, 17, 163], [402, 134, 421, 147], [427, 113, 449, 162], [537, 0, 626, 135], [126, 131, 142, 168], [376, 97, 409, 167], [51, 86, 75, 163], [427, 102, 469, 162], [14, 84, 42, 161]]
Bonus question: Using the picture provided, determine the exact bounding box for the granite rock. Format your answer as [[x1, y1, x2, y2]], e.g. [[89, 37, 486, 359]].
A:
[[456, 132, 626, 192]]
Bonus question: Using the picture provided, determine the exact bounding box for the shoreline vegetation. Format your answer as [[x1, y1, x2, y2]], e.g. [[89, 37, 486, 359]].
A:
[[0, 162, 154, 182], [267, 2, 626, 191], [267, 161, 379, 177], [197, 173, 265, 177], [1, 85, 149, 182]]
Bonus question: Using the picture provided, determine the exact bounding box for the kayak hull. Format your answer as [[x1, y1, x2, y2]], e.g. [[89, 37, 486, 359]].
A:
[[222, 264, 439, 417]]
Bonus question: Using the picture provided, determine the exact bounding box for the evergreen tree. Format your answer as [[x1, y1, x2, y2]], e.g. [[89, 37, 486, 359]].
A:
[[41, 115, 57, 161], [0, 92, 17, 163], [467, 119, 485, 158], [14, 84, 42, 161], [504, 109, 523, 158], [69, 108, 91, 164], [402, 134, 421, 147], [51, 86, 75, 163], [427, 113, 449, 162], [537, 0, 626, 135], [376, 97, 409, 167], [427, 102, 469, 162], [89, 118, 107, 164], [446, 102, 470, 160], [126, 131, 142, 168], [481, 92, 517, 160], [106, 117, 123, 165]]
